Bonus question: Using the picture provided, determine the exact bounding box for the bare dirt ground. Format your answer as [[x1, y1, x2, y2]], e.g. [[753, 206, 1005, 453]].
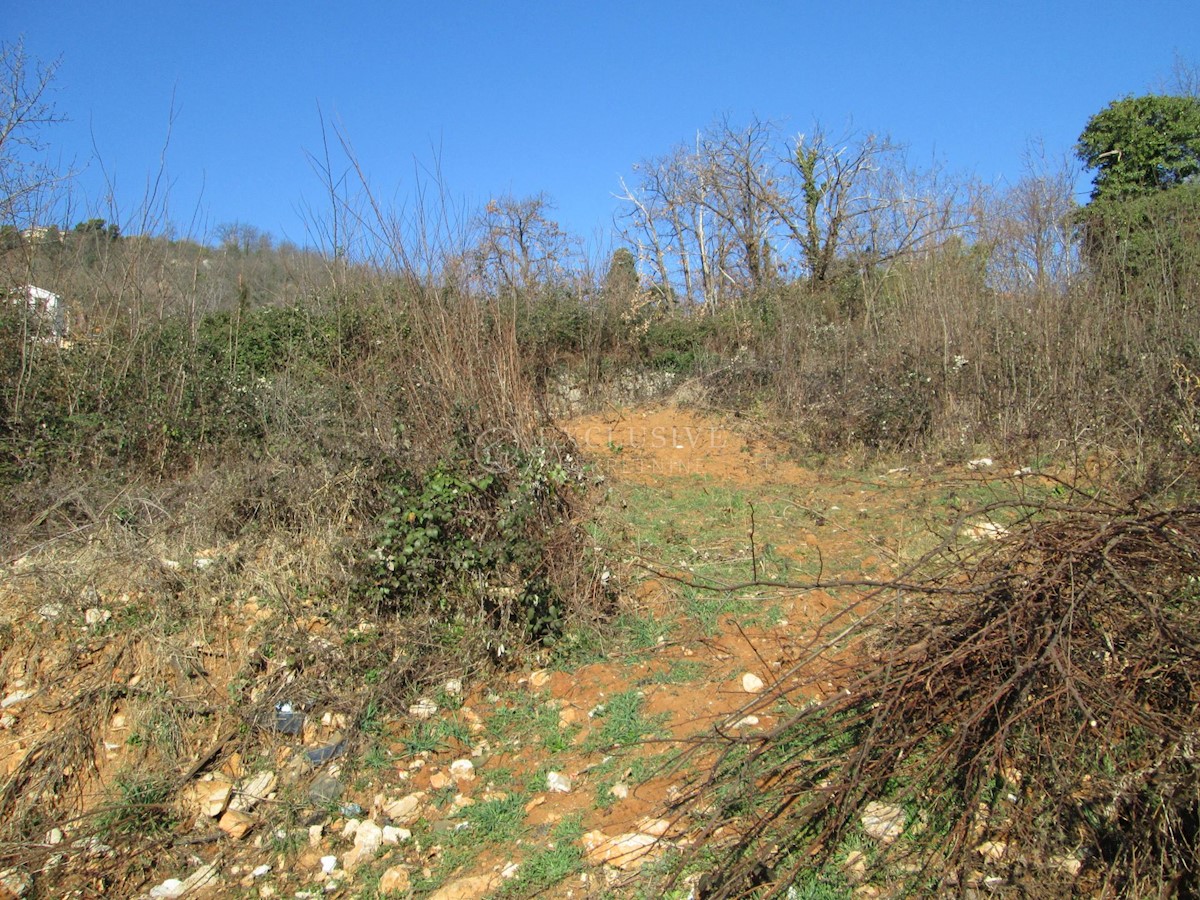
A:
[[0, 404, 1013, 898]]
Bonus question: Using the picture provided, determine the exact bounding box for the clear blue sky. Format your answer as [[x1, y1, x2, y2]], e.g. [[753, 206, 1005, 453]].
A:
[[8, 1, 1197, 251]]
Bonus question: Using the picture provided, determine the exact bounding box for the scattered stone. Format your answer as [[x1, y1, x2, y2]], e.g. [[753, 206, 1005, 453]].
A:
[[636, 817, 672, 837], [250, 864, 271, 878], [341, 819, 361, 839], [378, 865, 411, 895], [968, 521, 1009, 540], [460, 707, 485, 733], [741, 672, 765, 694], [1051, 855, 1083, 877], [529, 670, 552, 689], [861, 802, 906, 844], [967, 457, 994, 470], [148, 879, 185, 898], [229, 771, 276, 813], [582, 830, 662, 870], [339, 802, 364, 818], [975, 840, 1007, 862], [84, 608, 111, 627], [197, 776, 234, 818], [1, 690, 35, 709], [320, 856, 338, 875], [382, 825, 411, 844], [731, 715, 760, 728], [449, 759, 475, 782], [844, 849, 868, 882], [429, 771, 452, 790], [343, 819, 383, 871], [443, 678, 463, 696], [148, 863, 220, 898], [383, 793, 423, 824], [44, 828, 63, 845], [308, 824, 324, 846], [408, 698, 438, 719], [452, 794, 474, 809], [852, 885, 881, 898], [218, 808, 255, 839], [610, 783, 629, 800], [547, 771, 572, 793]]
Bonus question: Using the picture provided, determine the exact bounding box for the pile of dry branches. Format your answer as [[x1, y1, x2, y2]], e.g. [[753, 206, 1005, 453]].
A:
[[674, 500, 1200, 898]]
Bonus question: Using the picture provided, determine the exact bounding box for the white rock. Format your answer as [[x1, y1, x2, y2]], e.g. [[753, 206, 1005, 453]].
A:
[[320, 856, 338, 875], [443, 678, 463, 696], [84, 608, 111, 626], [37, 604, 63, 619], [1051, 855, 1083, 877], [353, 820, 383, 854], [449, 759, 475, 781], [975, 840, 1007, 862], [547, 771, 572, 793], [1, 690, 35, 709], [582, 830, 662, 870], [967, 457, 994, 470], [381, 825, 411, 844], [383, 793, 423, 824], [149, 879, 185, 898], [408, 698, 438, 719], [229, 771, 276, 812], [741, 672, 765, 694], [967, 521, 1009, 541], [343, 819, 384, 871], [861, 802, 906, 843], [610, 783, 629, 800], [731, 715, 760, 728], [251, 864, 271, 878]]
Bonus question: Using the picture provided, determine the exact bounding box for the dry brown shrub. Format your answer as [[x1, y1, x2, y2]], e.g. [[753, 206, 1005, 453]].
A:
[[670, 497, 1200, 898]]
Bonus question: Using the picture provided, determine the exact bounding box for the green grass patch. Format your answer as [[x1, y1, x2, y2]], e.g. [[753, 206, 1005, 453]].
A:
[[585, 690, 669, 751]]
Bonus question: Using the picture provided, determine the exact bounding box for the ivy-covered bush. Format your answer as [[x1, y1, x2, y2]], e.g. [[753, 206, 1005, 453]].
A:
[[365, 446, 587, 655]]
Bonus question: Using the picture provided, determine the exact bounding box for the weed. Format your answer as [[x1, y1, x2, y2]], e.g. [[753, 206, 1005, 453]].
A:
[[585, 690, 668, 751], [496, 815, 585, 897], [93, 771, 175, 839], [400, 721, 444, 756], [361, 742, 391, 770]]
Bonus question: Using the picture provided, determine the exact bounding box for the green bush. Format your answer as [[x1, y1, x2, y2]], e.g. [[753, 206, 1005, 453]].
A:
[[365, 447, 583, 651]]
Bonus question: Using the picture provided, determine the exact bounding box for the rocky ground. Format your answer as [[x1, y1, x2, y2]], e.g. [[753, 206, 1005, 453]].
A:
[[0, 405, 1039, 899]]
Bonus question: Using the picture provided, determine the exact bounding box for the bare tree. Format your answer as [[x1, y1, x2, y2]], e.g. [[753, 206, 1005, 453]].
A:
[[472, 193, 579, 295], [618, 119, 975, 311], [984, 141, 1080, 295], [0, 38, 66, 228]]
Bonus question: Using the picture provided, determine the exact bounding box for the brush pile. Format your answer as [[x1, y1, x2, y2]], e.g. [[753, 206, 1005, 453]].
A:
[[678, 500, 1200, 898]]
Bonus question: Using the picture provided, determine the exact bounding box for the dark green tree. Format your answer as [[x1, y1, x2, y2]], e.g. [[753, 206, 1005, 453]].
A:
[[1076, 94, 1200, 202], [1076, 93, 1200, 302]]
